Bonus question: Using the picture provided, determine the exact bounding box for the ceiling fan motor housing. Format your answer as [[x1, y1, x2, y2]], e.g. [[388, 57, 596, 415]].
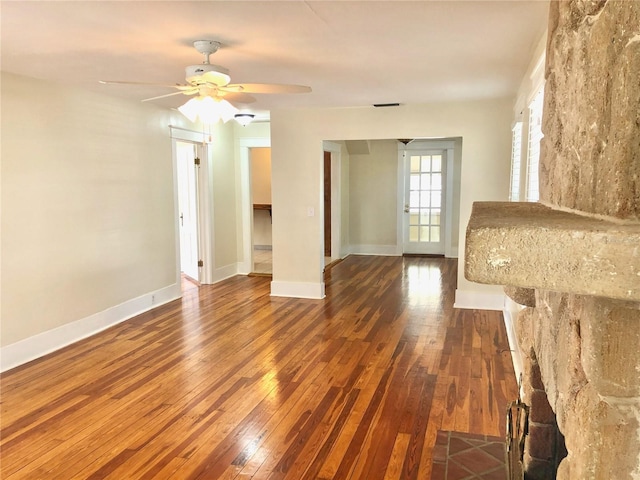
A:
[[185, 64, 231, 86]]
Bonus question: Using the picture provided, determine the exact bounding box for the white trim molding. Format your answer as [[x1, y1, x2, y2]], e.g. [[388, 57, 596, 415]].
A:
[[270, 281, 325, 299], [453, 289, 505, 311], [349, 244, 401, 256], [211, 263, 241, 284], [0, 283, 182, 372]]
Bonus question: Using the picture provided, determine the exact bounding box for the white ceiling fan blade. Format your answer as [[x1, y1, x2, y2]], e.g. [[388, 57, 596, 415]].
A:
[[99, 80, 192, 90], [141, 89, 198, 102], [217, 91, 256, 104], [221, 83, 312, 94]]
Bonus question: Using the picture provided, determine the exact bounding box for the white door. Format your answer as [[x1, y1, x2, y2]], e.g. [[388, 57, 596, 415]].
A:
[[176, 141, 200, 281], [403, 149, 446, 255]]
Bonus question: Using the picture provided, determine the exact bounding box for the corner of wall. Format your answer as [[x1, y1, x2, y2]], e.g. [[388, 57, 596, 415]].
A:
[[453, 289, 505, 311]]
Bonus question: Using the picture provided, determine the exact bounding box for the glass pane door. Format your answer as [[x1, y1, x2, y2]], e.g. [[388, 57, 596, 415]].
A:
[[403, 150, 445, 254]]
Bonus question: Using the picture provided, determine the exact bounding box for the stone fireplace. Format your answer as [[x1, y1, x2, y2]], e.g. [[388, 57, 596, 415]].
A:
[[465, 1, 640, 479]]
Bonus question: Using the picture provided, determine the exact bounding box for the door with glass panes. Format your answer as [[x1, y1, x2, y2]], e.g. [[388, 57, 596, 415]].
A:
[[403, 150, 446, 255]]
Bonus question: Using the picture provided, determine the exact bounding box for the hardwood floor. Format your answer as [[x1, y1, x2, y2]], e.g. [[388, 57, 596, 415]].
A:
[[0, 255, 518, 479]]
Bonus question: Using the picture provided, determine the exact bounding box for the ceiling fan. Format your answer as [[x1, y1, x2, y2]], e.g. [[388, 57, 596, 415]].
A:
[[100, 40, 311, 123]]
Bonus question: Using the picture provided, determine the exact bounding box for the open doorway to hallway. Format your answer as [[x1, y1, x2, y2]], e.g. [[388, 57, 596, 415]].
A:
[[250, 147, 272, 275]]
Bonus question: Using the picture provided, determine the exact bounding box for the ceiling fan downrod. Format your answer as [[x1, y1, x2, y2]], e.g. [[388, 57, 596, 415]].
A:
[[186, 40, 229, 86], [193, 40, 222, 64]]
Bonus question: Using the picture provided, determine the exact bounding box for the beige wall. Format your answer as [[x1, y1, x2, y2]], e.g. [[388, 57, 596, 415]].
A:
[[251, 147, 272, 204], [339, 142, 351, 254], [270, 100, 513, 297], [349, 140, 398, 246], [208, 121, 239, 270], [1, 72, 183, 347]]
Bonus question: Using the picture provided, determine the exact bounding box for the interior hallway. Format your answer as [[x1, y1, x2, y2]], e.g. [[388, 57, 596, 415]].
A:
[[1, 256, 518, 479]]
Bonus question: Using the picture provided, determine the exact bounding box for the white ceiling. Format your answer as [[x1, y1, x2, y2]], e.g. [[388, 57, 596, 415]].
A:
[[1, 1, 549, 118]]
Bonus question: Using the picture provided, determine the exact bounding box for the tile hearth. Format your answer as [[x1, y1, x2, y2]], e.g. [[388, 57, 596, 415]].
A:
[[430, 430, 507, 480]]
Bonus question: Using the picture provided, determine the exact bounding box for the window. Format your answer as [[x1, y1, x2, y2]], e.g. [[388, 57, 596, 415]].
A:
[[509, 122, 523, 201], [526, 87, 544, 202]]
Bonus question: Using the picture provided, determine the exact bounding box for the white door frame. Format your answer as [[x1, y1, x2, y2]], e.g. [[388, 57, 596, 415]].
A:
[[239, 137, 271, 274], [322, 141, 342, 262], [397, 139, 456, 257]]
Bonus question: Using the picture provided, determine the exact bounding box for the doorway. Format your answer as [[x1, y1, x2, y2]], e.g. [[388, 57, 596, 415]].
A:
[[402, 149, 446, 255], [397, 138, 459, 258], [239, 137, 270, 275], [324, 150, 331, 258], [176, 141, 201, 282], [322, 142, 342, 268], [250, 147, 273, 275]]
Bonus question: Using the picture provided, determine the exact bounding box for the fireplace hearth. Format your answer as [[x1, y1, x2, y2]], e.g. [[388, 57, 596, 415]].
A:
[[465, 2, 640, 479]]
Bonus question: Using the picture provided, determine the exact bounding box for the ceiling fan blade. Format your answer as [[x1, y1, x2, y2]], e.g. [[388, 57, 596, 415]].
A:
[[217, 92, 256, 104], [141, 89, 198, 102], [99, 80, 192, 90], [221, 83, 312, 94]]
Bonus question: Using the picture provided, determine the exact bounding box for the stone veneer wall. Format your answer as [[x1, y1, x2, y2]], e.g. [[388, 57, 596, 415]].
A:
[[516, 1, 640, 479]]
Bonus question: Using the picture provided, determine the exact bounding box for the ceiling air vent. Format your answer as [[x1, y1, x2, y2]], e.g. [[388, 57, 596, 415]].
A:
[[373, 103, 401, 107]]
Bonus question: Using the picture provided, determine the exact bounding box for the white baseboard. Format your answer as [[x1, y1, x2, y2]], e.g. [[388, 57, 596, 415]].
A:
[[237, 260, 251, 276], [270, 281, 325, 299], [210, 262, 241, 283], [349, 244, 401, 256], [454, 289, 505, 310], [0, 283, 182, 373], [445, 245, 459, 259]]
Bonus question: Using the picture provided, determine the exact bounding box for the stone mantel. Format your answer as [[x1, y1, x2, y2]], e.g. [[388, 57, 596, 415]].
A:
[[465, 202, 640, 302]]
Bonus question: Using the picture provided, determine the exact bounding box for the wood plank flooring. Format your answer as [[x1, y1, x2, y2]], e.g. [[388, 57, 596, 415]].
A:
[[0, 255, 518, 479]]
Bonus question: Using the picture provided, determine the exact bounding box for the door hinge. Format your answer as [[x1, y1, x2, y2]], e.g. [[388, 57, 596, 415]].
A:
[[194, 157, 201, 166], [198, 260, 204, 267]]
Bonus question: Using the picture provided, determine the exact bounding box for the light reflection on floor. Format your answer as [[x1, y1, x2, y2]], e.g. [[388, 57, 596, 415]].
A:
[[179, 274, 207, 385], [405, 261, 443, 306]]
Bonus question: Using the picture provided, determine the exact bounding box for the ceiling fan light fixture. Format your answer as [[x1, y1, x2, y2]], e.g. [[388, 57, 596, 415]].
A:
[[178, 96, 239, 124], [185, 64, 231, 87], [177, 97, 199, 122], [234, 113, 255, 126]]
